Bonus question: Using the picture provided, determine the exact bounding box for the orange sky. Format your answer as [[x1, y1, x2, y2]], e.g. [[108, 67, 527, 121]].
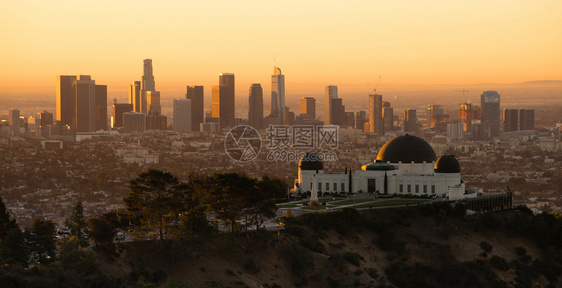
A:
[[1, 0, 561, 101]]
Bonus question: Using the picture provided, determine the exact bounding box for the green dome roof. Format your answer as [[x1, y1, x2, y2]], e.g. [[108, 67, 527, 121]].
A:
[[361, 162, 396, 171]]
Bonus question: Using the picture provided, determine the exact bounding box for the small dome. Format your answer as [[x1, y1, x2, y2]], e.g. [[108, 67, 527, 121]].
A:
[[362, 162, 396, 171], [434, 155, 461, 173], [376, 134, 437, 163], [299, 152, 324, 171]]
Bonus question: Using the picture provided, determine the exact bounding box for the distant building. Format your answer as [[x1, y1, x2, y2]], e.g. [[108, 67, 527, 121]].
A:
[[146, 112, 167, 130], [503, 108, 518, 132], [123, 112, 146, 133], [404, 108, 417, 133], [173, 98, 192, 133], [369, 94, 383, 135], [200, 122, 219, 133], [56, 75, 77, 127], [271, 67, 285, 125], [8, 108, 20, 134], [459, 103, 481, 132], [330, 98, 345, 125], [300, 97, 316, 119], [141, 59, 155, 91], [481, 91, 500, 138], [129, 81, 143, 113], [285, 107, 295, 126], [112, 103, 133, 128], [354, 111, 367, 130], [248, 84, 263, 130], [75, 76, 96, 132], [212, 73, 235, 130], [147, 91, 161, 115], [324, 85, 338, 125], [95, 85, 107, 131], [383, 105, 394, 133], [186, 85, 204, 131], [519, 109, 534, 131], [426, 104, 444, 128], [447, 122, 463, 140]]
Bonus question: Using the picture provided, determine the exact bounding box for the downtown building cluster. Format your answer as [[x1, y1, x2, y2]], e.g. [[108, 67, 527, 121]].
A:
[[1, 59, 536, 143]]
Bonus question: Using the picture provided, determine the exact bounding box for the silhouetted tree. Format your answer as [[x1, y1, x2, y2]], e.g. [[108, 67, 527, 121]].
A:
[[206, 173, 255, 233], [0, 196, 18, 241], [0, 228, 29, 267], [25, 218, 57, 264], [124, 169, 184, 240], [65, 202, 88, 246]]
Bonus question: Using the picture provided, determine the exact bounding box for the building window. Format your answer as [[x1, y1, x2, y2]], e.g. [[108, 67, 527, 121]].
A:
[[341, 183, 345, 191], [431, 185, 435, 194], [415, 185, 419, 193], [333, 183, 337, 191], [407, 184, 411, 193], [318, 182, 322, 191], [400, 184, 403, 192], [423, 185, 427, 193], [326, 182, 329, 191]]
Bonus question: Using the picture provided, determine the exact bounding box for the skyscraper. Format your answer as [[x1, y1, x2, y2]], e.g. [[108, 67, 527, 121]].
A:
[[369, 94, 383, 135], [271, 67, 285, 125], [147, 91, 161, 114], [8, 108, 20, 134], [129, 81, 142, 113], [248, 84, 263, 130], [324, 85, 338, 125], [212, 73, 235, 130], [186, 86, 204, 131], [299, 97, 316, 119], [173, 99, 191, 133], [503, 108, 518, 132], [95, 85, 107, 131], [519, 109, 535, 131], [113, 102, 133, 128], [404, 109, 418, 133], [56, 75, 77, 127], [330, 98, 345, 125], [481, 90, 500, 138], [426, 104, 444, 128], [75, 75, 96, 132], [142, 59, 155, 91], [383, 103, 394, 133], [459, 103, 481, 132]]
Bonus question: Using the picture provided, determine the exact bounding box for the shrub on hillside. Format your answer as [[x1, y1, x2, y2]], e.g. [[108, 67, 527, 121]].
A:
[[342, 252, 365, 267], [489, 256, 510, 271], [480, 241, 493, 253]]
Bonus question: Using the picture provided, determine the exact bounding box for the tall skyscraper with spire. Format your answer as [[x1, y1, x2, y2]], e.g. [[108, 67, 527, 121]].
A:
[[142, 59, 155, 91], [271, 66, 285, 125]]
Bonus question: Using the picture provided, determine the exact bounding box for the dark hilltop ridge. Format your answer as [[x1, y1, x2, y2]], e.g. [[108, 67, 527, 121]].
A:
[[1, 202, 562, 288]]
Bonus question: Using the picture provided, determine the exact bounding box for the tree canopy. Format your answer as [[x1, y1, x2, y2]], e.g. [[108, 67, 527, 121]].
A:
[[124, 169, 185, 240]]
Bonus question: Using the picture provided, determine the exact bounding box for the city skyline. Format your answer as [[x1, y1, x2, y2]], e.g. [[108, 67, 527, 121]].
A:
[[1, 1, 561, 100]]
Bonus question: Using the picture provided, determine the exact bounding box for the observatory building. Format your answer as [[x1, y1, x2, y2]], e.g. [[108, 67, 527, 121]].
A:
[[294, 134, 477, 201]]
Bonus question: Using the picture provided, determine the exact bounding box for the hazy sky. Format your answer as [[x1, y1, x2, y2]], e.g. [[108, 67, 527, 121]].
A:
[[1, 0, 561, 101]]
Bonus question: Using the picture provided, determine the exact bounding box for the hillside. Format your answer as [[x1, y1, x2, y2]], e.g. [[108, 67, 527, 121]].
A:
[[2, 203, 562, 288]]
